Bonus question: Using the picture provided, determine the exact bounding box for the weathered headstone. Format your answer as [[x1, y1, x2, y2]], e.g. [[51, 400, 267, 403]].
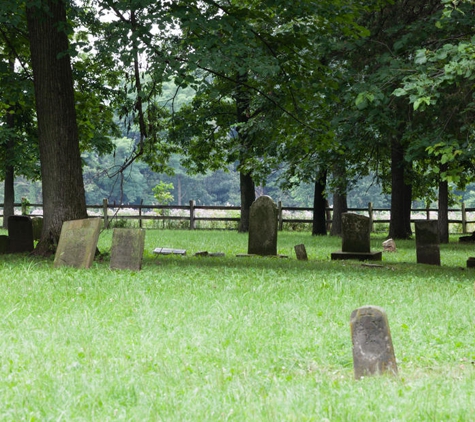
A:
[[31, 217, 43, 241], [350, 305, 398, 380], [294, 244, 308, 261], [110, 228, 145, 271], [382, 238, 397, 252], [0, 235, 9, 254], [331, 213, 382, 261], [248, 195, 278, 256], [8, 216, 34, 253], [54, 218, 102, 269], [467, 257, 475, 268], [415, 220, 440, 266]]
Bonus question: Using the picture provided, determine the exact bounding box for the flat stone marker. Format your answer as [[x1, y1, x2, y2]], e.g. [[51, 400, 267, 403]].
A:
[[54, 218, 102, 269], [8, 216, 34, 253], [110, 228, 145, 271], [350, 305, 398, 380], [294, 244, 308, 261], [415, 220, 440, 266], [248, 195, 278, 256], [332, 213, 382, 261], [153, 248, 186, 256]]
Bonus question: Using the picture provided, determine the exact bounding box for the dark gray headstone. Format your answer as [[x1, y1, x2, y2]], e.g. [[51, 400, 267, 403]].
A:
[[350, 306, 398, 380], [342, 213, 370, 253], [8, 216, 34, 253], [0, 235, 9, 254], [54, 218, 102, 269], [110, 228, 145, 271], [248, 195, 278, 256], [415, 220, 440, 266], [31, 217, 43, 241], [294, 244, 308, 261]]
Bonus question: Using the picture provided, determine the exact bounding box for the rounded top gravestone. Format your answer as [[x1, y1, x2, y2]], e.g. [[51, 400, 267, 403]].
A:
[[247, 195, 278, 256]]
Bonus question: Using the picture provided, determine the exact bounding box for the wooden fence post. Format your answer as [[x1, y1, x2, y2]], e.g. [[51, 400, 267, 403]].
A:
[[368, 202, 374, 232], [189, 200, 195, 230], [103, 198, 109, 229], [426, 203, 430, 220], [278, 201, 283, 231], [139, 199, 143, 228], [462, 202, 467, 234]]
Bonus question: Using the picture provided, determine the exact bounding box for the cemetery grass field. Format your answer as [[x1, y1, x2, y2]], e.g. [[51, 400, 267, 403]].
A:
[[1, 229, 475, 421]]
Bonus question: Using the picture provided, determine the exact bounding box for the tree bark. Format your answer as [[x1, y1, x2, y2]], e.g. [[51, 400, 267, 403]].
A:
[[438, 164, 449, 243], [3, 108, 15, 230], [330, 191, 348, 236], [388, 136, 412, 239], [238, 171, 255, 232], [312, 167, 327, 236], [26, 0, 88, 254]]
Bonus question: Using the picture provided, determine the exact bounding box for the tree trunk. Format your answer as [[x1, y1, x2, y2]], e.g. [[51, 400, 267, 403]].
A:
[[438, 164, 449, 243], [26, 0, 87, 254], [330, 191, 348, 236], [388, 136, 412, 239], [3, 109, 15, 230], [312, 167, 327, 236], [238, 171, 255, 233]]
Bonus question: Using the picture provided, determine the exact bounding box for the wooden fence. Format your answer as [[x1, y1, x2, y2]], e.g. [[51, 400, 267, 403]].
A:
[[12, 199, 475, 234]]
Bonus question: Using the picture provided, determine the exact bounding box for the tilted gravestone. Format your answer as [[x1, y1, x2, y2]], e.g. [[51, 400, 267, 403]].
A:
[[415, 220, 440, 266], [294, 244, 308, 261], [54, 218, 102, 269], [248, 195, 278, 256], [331, 213, 382, 261], [8, 215, 34, 253], [110, 228, 145, 271], [350, 305, 398, 380]]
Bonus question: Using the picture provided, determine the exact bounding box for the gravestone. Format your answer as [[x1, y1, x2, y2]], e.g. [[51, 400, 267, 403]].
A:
[[153, 248, 186, 256], [294, 244, 308, 261], [331, 213, 382, 261], [350, 305, 398, 380], [31, 217, 43, 241], [0, 235, 9, 254], [54, 218, 102, 269], [110, 228, 145, 271], [248, 195, 278, 256], [8, 216, 34, 253], [415, 220, 440, 266]]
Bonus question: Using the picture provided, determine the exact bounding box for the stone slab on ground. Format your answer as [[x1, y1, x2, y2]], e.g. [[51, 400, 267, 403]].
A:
[[54, 218, 102, 269], [331, 251, 382, 261], [153, 247, 186, 256]]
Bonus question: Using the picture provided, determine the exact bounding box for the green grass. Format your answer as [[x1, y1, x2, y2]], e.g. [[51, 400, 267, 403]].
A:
[[1, 230, 475, 420]]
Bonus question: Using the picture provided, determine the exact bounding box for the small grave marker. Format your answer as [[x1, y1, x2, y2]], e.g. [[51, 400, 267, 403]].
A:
[[0, 235, 9, 254], [415, 220, 440, 266], [110, 228, 145, 271], [8, 216, 34, 253], [248, 195, 278, 256], [54, 218, 101, 269], [350, 305, 398, 380], [153, 248, 186, 256], [294, 244, 308, 261], [382, 238, 396, 252]]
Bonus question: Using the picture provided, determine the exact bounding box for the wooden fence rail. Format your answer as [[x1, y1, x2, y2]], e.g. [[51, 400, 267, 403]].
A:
[[8, 199, 475, 233]]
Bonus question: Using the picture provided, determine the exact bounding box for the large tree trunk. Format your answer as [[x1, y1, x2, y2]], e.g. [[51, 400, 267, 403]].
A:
[[330, 163, 348, 236], [26, 0, 87, 254], [238, 171, 255, 233], [438, 164, 449, 243], [312, 168, 327, 236], [330, 191, 348, 236], [3, 107, 15, 230], [388, 136, 412, 239]]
